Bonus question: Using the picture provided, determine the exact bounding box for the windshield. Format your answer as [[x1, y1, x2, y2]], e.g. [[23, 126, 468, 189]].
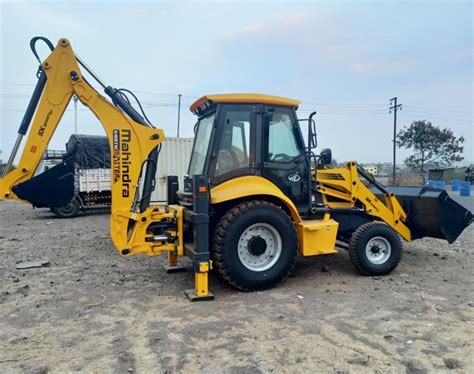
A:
[[188, 112, 215, 176]]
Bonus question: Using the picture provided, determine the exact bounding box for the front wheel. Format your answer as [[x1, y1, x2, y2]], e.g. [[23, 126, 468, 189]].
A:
[[213, 201, 297, 291], [349, 222, 402, 276]]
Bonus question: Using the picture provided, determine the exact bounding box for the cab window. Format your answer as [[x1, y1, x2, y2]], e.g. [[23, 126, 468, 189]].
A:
[[188, 112, 215, 176], [265, 109, 300, 162], [214, 107, 253, 178]]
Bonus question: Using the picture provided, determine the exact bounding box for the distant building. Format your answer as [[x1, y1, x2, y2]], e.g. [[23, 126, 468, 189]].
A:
[[373, 162, 392, 176], [363, 165, 378, 176]]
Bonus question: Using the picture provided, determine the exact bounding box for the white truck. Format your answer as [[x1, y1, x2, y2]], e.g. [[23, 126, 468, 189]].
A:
[[14, 135, 193, 218]]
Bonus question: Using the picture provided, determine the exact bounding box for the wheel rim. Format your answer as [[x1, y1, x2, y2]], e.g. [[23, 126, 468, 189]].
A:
[[238, 223, 282, 272], [365, 236, 391, 265]]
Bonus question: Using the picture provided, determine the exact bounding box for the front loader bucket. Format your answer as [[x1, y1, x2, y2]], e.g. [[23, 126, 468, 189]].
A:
[[377, 187, 472, 243]]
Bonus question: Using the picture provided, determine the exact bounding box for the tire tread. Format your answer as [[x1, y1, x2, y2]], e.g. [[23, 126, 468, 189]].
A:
[[349, 222, 402, 276], [213, 200, 297, 291]]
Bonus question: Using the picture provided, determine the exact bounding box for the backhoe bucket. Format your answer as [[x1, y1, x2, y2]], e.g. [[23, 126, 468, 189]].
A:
[[379, 187, 472, 243], [12, 160, 75, 208]]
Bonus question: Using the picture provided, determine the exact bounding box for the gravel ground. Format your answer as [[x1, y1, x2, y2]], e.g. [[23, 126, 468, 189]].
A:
[[0, 200, 472, 373]]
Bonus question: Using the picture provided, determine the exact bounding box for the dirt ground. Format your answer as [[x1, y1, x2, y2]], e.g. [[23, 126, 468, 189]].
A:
[[0, 200, 472, 374]]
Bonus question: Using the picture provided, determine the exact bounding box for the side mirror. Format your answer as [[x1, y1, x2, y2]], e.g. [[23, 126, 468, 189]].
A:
[[310, 121, 317, 148], [320, 148, 332, 165], [308, 112, 317, 149]]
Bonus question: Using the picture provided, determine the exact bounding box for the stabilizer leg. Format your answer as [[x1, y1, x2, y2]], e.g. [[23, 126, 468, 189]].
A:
[[184, 261, 214, 301], [164, 250, 186, 273], [184, 175, 214, 301]]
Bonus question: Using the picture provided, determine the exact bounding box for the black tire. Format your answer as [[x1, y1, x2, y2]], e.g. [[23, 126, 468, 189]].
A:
[[349, 222, 402, 276], [52, 199, 81, 218], [213, 200, 297, 291]]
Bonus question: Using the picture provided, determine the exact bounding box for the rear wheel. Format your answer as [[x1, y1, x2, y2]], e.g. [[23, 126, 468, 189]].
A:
[[52, 199, 80, 218], [213, 201, 297, 291], [349, 222, 402, 276]]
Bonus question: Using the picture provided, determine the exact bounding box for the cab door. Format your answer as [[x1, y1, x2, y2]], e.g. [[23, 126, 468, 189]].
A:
[[261, 107, 310, 211], [209, 104, 256, 185]]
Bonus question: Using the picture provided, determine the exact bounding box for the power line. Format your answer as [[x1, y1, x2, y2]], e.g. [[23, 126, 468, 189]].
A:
[[404, 105, 471, 115], [298, 110, 386, 115], [1, 107, 471, 120], [0, 94, 31, 98], [133, 90, 198, 99], [400, 110, 471, 121], [399, 113, 471, 123], [0, 83, 199, 99], [299, 102, 386, 106], [0, 83, 36, 87], [0, 94, 179, 107], [303, 110, 385, 115], [0, 86, 470, 116], [307, 107, 387, 111]]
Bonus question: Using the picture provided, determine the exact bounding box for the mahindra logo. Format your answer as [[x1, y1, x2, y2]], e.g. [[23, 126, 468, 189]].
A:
[[288, 173, 301, 182], [112, 129, 132, 198]]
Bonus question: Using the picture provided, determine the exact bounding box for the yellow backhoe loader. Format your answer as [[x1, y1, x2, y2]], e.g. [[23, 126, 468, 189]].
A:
[[1, 37, 472, 301]]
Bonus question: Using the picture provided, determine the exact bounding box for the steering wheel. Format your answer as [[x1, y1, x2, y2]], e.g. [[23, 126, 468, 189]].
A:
[[271, 153, 292, 162]]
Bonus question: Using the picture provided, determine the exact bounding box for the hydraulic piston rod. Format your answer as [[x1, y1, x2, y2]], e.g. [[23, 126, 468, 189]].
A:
[[1, 70, 47, 178]]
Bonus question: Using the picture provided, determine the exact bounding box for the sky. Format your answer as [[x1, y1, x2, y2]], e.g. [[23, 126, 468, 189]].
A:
[[0, 0, 472, 165]]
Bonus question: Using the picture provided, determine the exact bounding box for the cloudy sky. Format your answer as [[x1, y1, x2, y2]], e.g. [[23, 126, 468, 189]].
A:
[[0, 0, 472, 165]]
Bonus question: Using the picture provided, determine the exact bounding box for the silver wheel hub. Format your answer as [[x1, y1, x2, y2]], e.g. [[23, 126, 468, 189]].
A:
[[238, 223, 282, 272], [365, 236, 391, 265]]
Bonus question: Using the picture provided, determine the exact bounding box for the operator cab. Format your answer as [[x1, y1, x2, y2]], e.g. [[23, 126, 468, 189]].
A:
[[181, 93, 318, 214]]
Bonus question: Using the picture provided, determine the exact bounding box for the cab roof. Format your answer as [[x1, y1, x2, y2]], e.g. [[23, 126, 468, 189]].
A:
[[189, 93, 301, 114]]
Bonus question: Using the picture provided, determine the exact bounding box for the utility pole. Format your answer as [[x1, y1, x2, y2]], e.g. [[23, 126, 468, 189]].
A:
[[177, 94, 182, 138], [73, 95, 78, 134], [389, 97, 402, 184]]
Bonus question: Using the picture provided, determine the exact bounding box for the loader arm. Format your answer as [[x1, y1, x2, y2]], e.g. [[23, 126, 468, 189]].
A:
[[316, 162, 412, 241], [0, 37, 181, 257], [317, 161, 471, 244]]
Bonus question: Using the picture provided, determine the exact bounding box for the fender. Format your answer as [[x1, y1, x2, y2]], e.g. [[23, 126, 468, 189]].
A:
[[210, 176, 302, 223]]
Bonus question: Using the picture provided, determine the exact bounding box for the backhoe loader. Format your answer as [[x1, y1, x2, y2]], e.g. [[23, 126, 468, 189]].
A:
[[1, 37, 472, 301]]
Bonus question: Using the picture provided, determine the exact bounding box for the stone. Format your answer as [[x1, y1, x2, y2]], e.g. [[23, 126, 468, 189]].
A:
[[403, 359, 427, 374], [347, 356, 368, 366], [443, 358, 461, 370]]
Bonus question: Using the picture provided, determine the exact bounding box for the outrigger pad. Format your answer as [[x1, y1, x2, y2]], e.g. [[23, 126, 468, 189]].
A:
[[378, 187, 473, 244], [164, 265, 186, 273], [184, 289, 215, 302]]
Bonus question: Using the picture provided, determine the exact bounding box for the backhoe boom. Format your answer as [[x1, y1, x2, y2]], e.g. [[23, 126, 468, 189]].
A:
[[0, 38, 183, 258]]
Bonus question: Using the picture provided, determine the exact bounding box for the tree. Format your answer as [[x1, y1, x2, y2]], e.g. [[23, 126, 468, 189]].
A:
[[396, 120, 464, 183]]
